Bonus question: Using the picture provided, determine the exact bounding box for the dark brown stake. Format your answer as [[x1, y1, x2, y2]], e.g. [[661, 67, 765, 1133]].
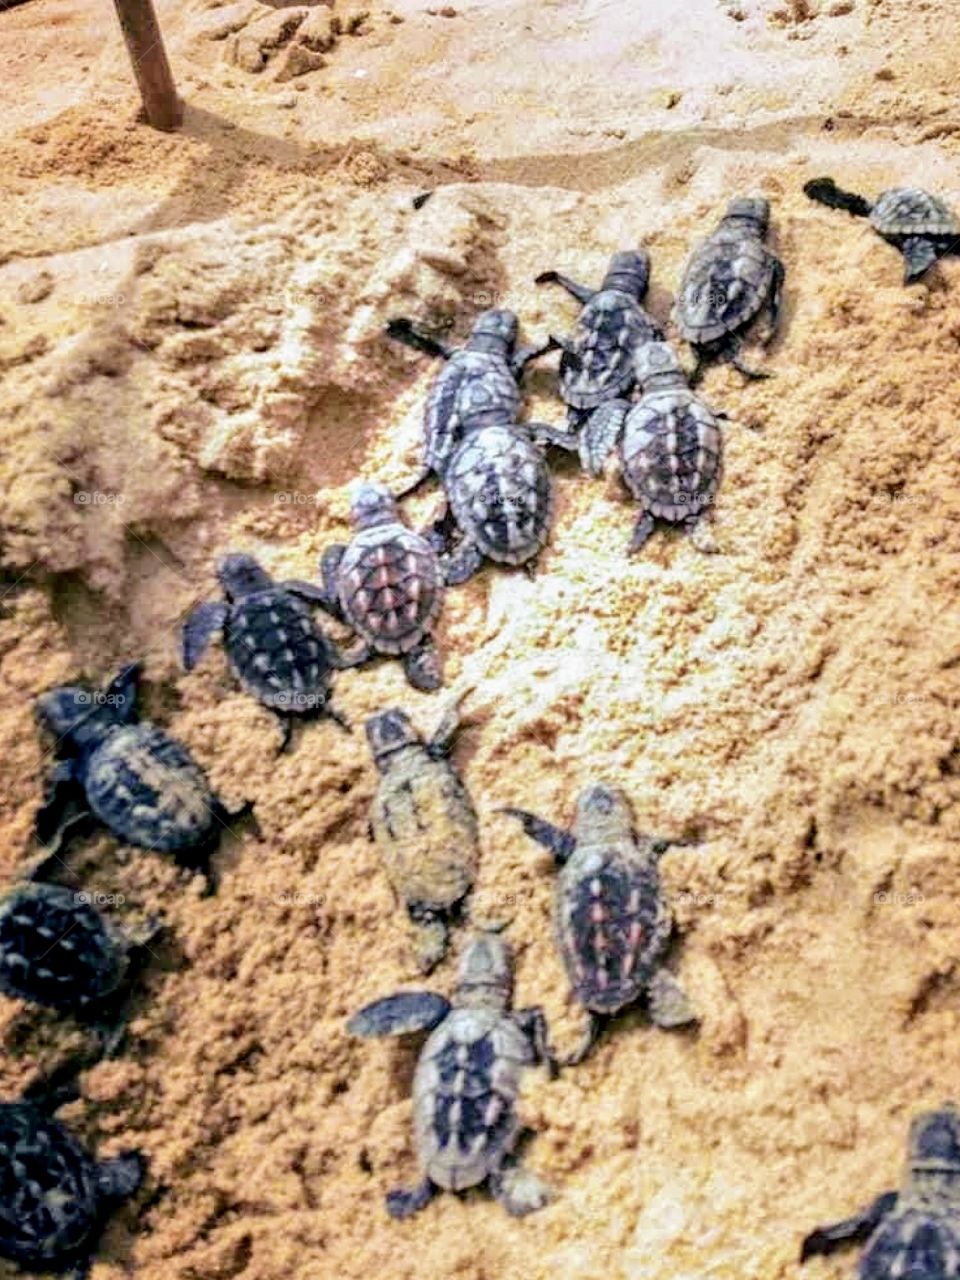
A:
[[112, 0, 182, 131]]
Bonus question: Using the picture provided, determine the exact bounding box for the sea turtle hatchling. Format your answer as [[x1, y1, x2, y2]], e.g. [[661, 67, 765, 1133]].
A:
[[35, 664, 225, 884], [0, 881, 158, 1049], [502, 784, 697, 1065], [675, 196, 784, 382], [574, 340, 724, 555], [386, 308, 556, 496], [0, 1076, 144, 1279], [182, 552, 351, 750], [316, 484, 444, 692], [347, 932, 556, 1218], [534, 249, 663, 434], [801, 1103, 960, 1279], [804, 177, 960, 284], [366, 703, 478, 973]]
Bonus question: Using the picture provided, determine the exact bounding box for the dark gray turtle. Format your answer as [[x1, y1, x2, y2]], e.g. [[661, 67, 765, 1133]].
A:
[[0, 1075, 144, 1279], [502, 784, 696, 1065], [316, 484, 444, 692], [366, 703, 478, 973], [386, 308, 555, 495], [576, 341, 723, 555], [182, 552, 350, 751], [675, 196, 784, 381], [801, 1103, 960, 1279], [534, 249, 663, 433], [0, 882, 158, 1049], [35, 664, 224, 884], [804, 177, 959, 283], [347, 932, 556, 1218]]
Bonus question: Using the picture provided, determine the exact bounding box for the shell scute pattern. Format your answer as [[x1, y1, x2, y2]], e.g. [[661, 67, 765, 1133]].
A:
[[86, 724, 216, 853], [861, 1211, 960, 1280], [338, 525, 441, 656], [226, 587, 332, 713], [678, 227, 774, 345], [0, 884, 124, 1010], [622, 390, 722, 523], [563, 292, 661, 410], [447, 426, 553, 564], [871, 187, 960, 238], [426, 352, 520, 475]]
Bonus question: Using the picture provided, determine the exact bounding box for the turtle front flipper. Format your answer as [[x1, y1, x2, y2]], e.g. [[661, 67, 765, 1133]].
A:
[[347, 991, 452, 1038], [534, 269, 596, 306], [647, 968, 697, 1029], [529, 422, 581, 455], [181, 601, 229, 671], [395, 467, 433, 500], [329, 638, 374, 671], [103, 663, 141, 722], [580, 400, 629, 477], [685, 513, 719, 556], [800, 1191, 899, 1263], [628, 512, 657, 555], [317, 547, 347, 620], [279, 578, 332, 605], [386, 1177, 437, 1220], [802, 177, 873, 218], [727, 336, 773, 381], [489, 1158, 553, 1217], [901, 235, 939, 284], [514, 1005, 558, 1077], [34, 760, 95, 857], [561, 1012, 601, 1067], [500, 807, 575, 865], [386, 318, 454, 361], [441, 539, 485, 587], [511, 335, 560, 381], [403, 639, 442, 693], [759, 257, 785, 347]]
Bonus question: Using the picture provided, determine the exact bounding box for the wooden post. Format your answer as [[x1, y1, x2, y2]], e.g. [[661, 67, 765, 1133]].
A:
[[112, 0, 183, 131]]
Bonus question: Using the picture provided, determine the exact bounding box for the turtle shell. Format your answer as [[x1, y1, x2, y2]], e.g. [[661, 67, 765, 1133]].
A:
[[675, 223, 776, 345], [871, 187, 960, 240], [0, 1103, 100, 1268], [0, 884, 125, 1011], [85, 723, 218, 853], [413, 1006, 530, 1191], [556, 832, 670, 1014], [425, 352, 520, 476], [224, 586, 334, 716], [337, 523, 442, 656], [560, 291, 662, 411], [621, 389, 722, 523], [858, 1207, 960, 1280], [370, 743, 478, 912], [446, 426, 553, 565]]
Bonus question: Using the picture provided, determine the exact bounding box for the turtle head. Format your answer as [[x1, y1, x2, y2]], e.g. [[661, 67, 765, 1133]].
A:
[[633, 340, 687, 391], [35, 682, 130, 754], [365, 708, 419, 767], [454, 932, 513, 1010], [466, 309, 518, 357], [216, 553, 273, 601], [349, 482, 398, 531], [906, 1106, 960, 1196], [574, 784, 634, 841], [723, 196, 770, 233], [602, 249, 651, 299]]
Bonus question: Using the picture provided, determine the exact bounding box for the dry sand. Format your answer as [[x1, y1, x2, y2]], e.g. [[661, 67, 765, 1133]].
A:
[[0, 0, 959, 1276]]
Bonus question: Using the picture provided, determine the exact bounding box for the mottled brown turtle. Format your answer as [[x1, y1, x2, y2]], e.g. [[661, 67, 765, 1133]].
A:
[[502, 783, 696, 1064], [347, 933, 556, 1218], [801, 1103, 960, 1279], [366, 704, 478, 972]]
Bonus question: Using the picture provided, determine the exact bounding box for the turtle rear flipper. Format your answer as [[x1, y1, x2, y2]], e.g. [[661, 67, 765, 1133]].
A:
[[489, 1158, 553, 1217], [386, 1177, 436, 1219], [181, 601, 228, 671], [403, 640, 442, 693], [800, 1190, 899, 1262], [901, 235, 940, 283], [647, 967, 697, 1029], [803, 177, 873, 218], [347, 991, 451, 1039], [580, 400, 630, 477], [96, 1150, 145, 1201]]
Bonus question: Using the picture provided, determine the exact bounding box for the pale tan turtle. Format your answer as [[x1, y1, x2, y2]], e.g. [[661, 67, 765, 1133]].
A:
[[366, 704, 478, 972]]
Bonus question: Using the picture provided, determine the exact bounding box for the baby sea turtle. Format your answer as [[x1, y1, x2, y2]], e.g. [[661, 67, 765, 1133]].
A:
[[35, 664, 224, 881], [386, 309, 555, 495], [0, 882, 158, 1048], [316, 484, 444, 692], [535, 249, 663, 431], [675, 196, 784, 381], [182, 552, 350, 750], [366, 703, 478, 972], [576, 341, 723, 554], [348, 932, 556, 1218], [801, 1103, 960, 1279], [0, 1077, 144, 1278], [804, 177, 959, 283], [502, 784, 696, 1064]]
